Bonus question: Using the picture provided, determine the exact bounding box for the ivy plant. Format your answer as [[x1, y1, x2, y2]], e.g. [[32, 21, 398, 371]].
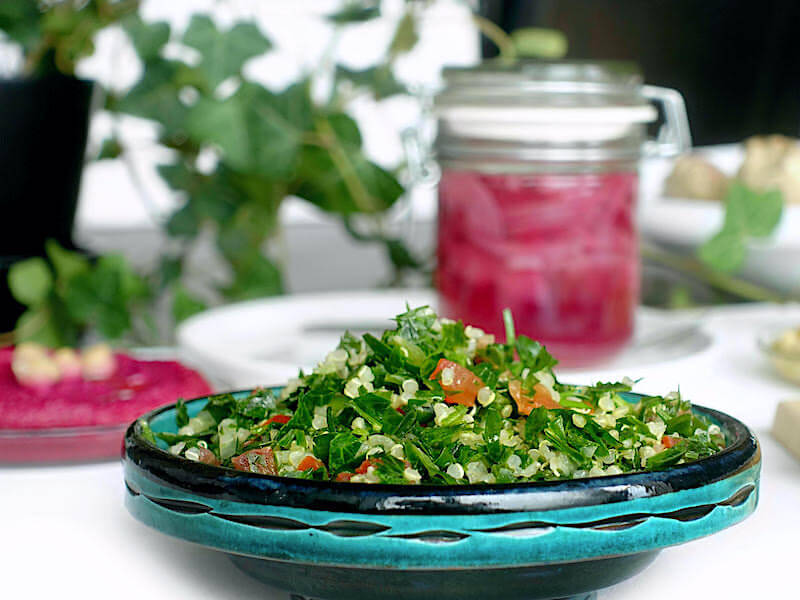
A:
[[101, 4, 422, 324], [0, 0, 138, 77], [8, 241, 150, 346], [5, 1, 572, 346]]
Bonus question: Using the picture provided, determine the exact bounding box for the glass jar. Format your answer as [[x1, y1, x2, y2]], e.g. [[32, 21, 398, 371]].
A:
[[432, 61, 690, 366]]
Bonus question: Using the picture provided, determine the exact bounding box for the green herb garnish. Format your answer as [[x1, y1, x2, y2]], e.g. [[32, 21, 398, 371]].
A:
[[153, 307, 726, 484]]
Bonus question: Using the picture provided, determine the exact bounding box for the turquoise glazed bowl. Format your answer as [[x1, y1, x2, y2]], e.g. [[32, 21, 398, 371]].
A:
[[123, 391, 760, 600]]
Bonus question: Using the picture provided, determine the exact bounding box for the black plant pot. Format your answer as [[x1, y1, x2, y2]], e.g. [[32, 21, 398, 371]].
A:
[[0, 75, 94, 331]]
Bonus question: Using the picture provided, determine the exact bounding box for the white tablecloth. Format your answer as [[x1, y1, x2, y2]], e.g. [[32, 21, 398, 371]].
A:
[[3, 303, 800, 599]]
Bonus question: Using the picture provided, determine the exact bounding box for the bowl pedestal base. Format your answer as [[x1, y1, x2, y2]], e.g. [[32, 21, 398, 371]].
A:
[[229, 552, 658, 600], [289, 595, 596, 600]]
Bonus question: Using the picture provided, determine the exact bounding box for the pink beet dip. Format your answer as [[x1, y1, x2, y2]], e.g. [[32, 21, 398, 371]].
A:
[[0, 347, 212, 430]]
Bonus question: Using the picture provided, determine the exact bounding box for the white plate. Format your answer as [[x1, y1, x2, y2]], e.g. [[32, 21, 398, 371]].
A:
[[177, 290, 436, 389], [638, 144, 800, 294], [177, 290, 711, 389]]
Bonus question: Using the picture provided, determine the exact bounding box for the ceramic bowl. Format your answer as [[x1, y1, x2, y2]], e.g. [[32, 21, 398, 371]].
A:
[[123, 391, 760, 600]]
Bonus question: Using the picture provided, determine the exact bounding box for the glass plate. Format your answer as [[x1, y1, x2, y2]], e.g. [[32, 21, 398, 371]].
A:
[[0, 347, 211, 464], [0, 422, 128, 464]]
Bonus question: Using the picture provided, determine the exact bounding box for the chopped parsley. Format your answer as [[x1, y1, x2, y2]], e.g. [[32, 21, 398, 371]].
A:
[[153, 306, 726, 484]]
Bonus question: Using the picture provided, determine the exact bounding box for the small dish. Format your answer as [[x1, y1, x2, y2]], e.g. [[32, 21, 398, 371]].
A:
[[0, 422, 130, 464], [0, 348, 212, 464], [123, 390, 760, 600], [757, 325, 800, 385]]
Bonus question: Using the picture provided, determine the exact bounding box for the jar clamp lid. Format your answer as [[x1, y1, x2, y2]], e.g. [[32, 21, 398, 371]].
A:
[[434, 61, 691, 164]]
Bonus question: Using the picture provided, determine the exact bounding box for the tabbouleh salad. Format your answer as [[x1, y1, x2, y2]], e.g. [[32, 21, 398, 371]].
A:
[[140, 306, 726, 484]]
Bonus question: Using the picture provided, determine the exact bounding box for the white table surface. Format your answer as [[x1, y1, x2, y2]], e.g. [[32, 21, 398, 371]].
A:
[[3, 303, 800, 599]]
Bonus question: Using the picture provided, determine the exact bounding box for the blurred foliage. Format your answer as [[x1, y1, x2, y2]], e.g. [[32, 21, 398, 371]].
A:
[[698, 182, 783, 273], [104, 5, 421, 317], [4, 1, 573, 345], [8, 241, 150, 346], [6, 1, 429, 344], [510, 27, 568, 59], [0, 0, 138, 77]]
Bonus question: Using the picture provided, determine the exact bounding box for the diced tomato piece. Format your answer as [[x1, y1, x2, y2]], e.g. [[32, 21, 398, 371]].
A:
[[335, 472, 354, 482], [429, 358, 484, 407], [195, 447, 220, 466], [297, 455, 324, 471], [396, 407, 406, 415], [355, 458, 382, 474], [661, 435, 680, 449], [508, 380, 561, 415], [231, 447, 277, 475], [259, 414, 291, 427]]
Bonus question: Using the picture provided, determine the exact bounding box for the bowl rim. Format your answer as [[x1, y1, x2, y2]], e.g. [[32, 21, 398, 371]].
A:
[[124, 390, 760, 515]]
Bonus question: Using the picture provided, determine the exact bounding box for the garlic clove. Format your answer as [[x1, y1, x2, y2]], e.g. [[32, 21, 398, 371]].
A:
[[81, 344, 117, 380], [53, 348, 82, 379], [12, 353, 61, 387], [14, 342, 49, 361]]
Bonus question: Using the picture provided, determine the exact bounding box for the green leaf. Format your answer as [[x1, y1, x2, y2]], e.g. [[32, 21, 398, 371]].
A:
[[515, 336, 558, 372], [160, 164, 242, 237], [698, 230, 747, 273], [336, 65, 406, 100], [727, 183, 783, 237], [328, 432, 363, 472], [8, 257, 53, 306], [223, 254, 283, 301], [158, 257, 182, 287], [352, 393, 390, 428], [0, 1, 42, 47], [172, 284, 207, 323], [386, 239, 422, 270], [511, 27, 568, 59], [483, 407, 503, 462], [97, 137, 123, 160], [15, 307, 64, 347], [328, 3, 380, 24], [117, 59, 190, 135], [524, 407, 549, 442], [45, 240, 89, 284], [404, 440, 455, 483], [185, 82, 311, 178], [123, 14, 170, 62], [327, 113, 362, 148], [98, 255, 149, 301], [296, 146, 404, 215], [698, 183, 783, 273], [166, 205, 199, 238], [388, 11, 419, 56], [217, 199, 280, 264], [157, 163, 194, 191], [63, 255, 148, 341], [175, 399, 190, 428], [185, 96, 252, 168], [183, 16, 272, 89]]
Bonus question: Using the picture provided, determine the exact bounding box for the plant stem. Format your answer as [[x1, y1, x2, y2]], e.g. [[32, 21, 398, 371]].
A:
[[471, 14, 517, 64], [641, 244, 791, 304], [316, 117, 381, 213], [118, 138, 163, 227]]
